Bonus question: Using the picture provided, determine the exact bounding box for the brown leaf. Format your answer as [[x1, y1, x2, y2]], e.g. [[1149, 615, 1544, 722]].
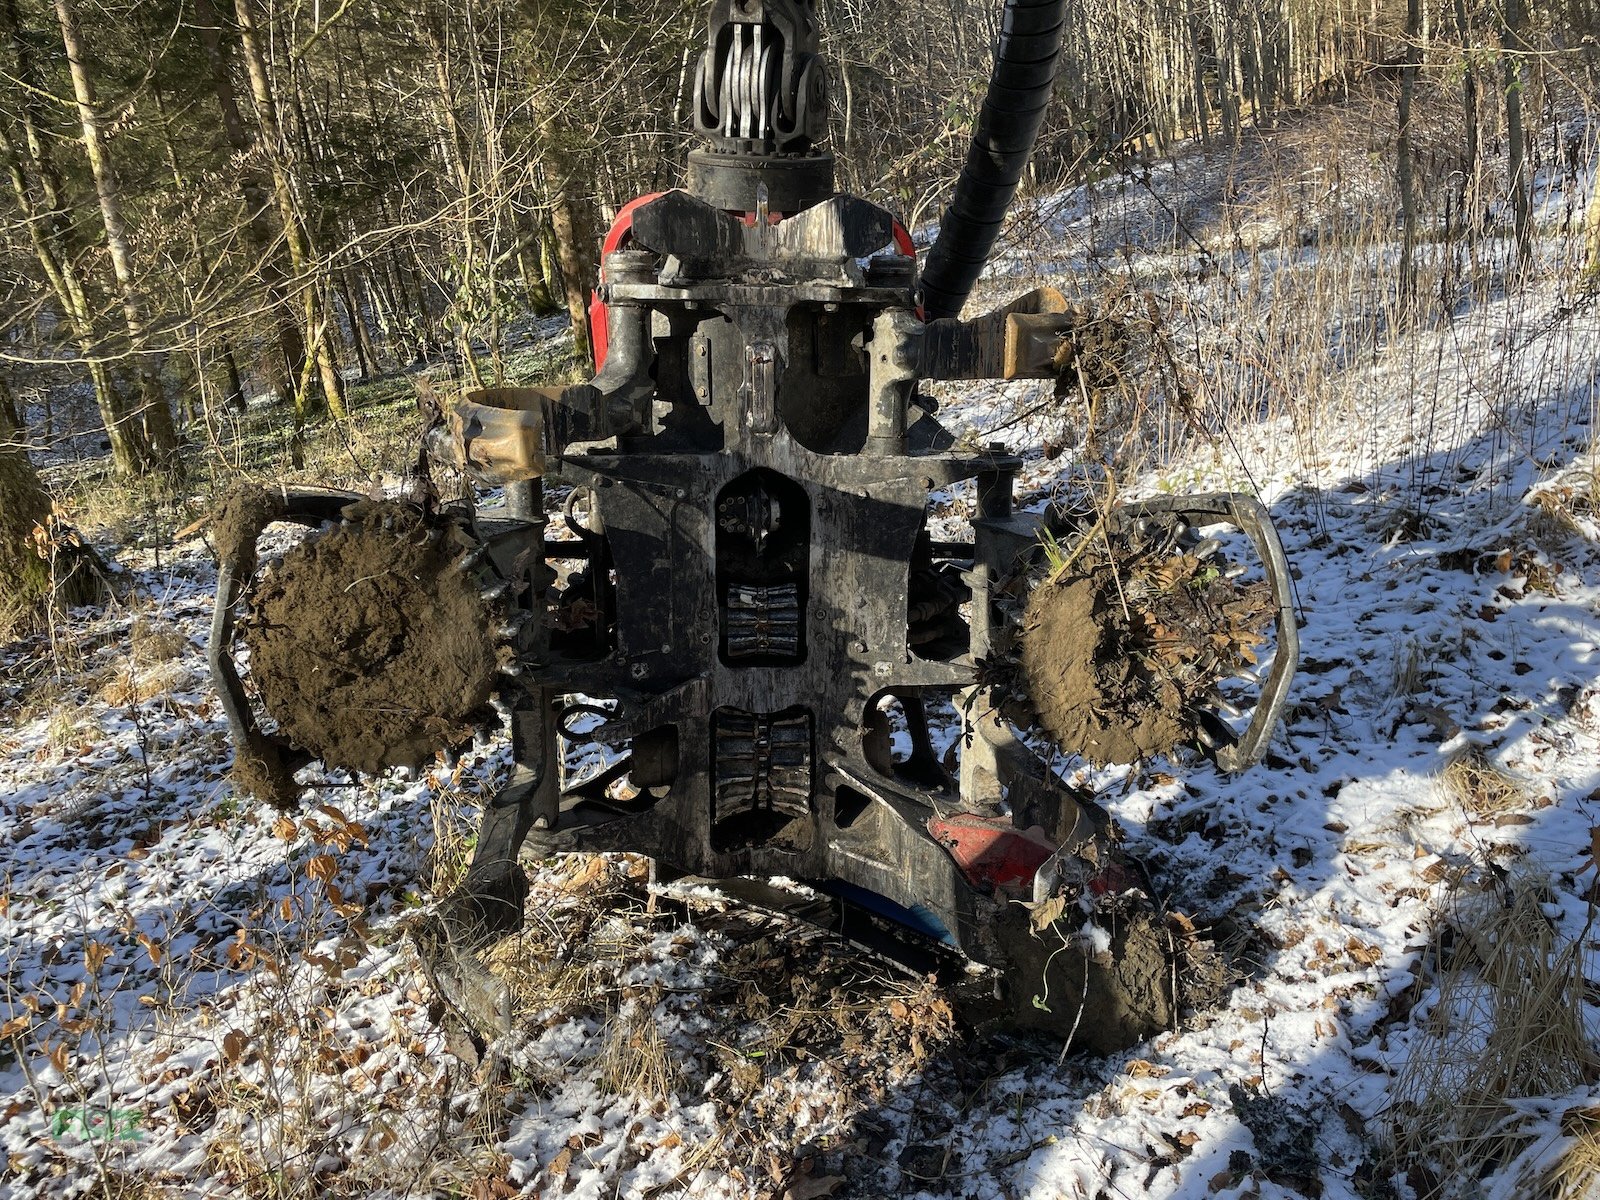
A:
[[306, 854, 338, 884], [1345, 938, 1382, 967], [136, 934, 164, 967], [471, 1176, 518, 1200], [222, 1029, 249, 1064], [782, 1176, 846, 1200], [1028, 894, 1069, 933]]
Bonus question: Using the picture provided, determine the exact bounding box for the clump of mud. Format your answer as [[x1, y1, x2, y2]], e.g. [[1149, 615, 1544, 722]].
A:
[[243, 502, 503, 776], [992, 896, 1228, 1053], [1016, 522, 1274, 765], [210, 485, 284, 577], [230, 728, 302, 811]]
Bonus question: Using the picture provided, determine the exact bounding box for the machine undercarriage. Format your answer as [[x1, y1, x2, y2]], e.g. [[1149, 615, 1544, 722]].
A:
[[209, 0, 1298, 1051]]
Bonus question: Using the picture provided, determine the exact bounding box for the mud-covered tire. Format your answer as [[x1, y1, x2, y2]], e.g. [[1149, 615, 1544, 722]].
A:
[[242, 501, 504, 776]]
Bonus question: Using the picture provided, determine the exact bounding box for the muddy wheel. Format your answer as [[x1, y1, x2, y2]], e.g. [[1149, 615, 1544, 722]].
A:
[[241, 501, 505, 776], [1011, 499, 1284, 768]]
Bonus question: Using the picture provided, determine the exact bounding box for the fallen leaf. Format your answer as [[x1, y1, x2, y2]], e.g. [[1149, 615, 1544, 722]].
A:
[[470, 1176, 517, 1200], [782, 1175, 845, 1200], [1345, 938, 1383, 967], [1029, 894, 1069, 932], [548, 1145, 573, 1178], [222, 1029, 249, 1064]]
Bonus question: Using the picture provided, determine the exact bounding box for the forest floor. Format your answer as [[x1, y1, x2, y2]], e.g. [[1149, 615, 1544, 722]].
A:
[[5, 103, 1600, 1199]]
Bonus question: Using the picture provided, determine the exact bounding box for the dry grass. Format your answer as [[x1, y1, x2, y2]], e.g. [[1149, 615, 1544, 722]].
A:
[[129, 616, 191, 666], [1546, 1105, 1600, 1200], [1438, 747, 1536, 821], [596, 989, 683, 1098], [1530, 460, 1600, 541], [481, 854, 655, 1017], [1386, 871, 1597, 1197]]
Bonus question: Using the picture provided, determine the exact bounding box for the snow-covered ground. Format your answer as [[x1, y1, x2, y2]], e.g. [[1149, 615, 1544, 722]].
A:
[[5, 113, 1600, 1198]]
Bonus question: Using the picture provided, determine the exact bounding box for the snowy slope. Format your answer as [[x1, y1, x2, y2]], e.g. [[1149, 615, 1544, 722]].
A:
[[4, 126, 1600, 1198]]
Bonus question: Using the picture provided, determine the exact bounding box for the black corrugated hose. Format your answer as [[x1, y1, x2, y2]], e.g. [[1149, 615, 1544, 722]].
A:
[[918, 0, 1068, 321]]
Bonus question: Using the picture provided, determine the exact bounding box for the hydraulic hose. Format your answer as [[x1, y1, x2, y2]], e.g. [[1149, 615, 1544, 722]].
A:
[[918, 0, 1068, 320]]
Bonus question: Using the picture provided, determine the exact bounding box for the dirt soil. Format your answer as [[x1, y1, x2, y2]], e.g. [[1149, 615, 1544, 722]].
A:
[[244, 501, 501, 776], [992, 898, 1226, 1054], [230, 727, 303, 810], [209, 484, 284, 577], [1019, 531, 1274, 765]]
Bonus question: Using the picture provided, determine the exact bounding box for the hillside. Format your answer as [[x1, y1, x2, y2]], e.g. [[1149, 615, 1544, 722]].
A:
[[4, 103, 1600, 1200]]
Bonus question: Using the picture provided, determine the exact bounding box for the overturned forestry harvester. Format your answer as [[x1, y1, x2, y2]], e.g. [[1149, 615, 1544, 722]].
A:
[[209, 0, 1298, 1052]]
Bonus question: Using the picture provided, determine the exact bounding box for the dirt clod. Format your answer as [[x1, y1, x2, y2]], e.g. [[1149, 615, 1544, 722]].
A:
[[230, 729, 302, 810], [1018, 523, 1274, 765], [243, 501, 501, 776], [209, 485, 284, 577], [989, 886, 1230, 1053], [994, 898, 1206, 1053]]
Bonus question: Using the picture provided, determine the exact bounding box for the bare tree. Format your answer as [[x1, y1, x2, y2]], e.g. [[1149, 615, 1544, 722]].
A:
[[232, 0, 347, 419], [52, 0, 179, 465], [0, 0, 162, 476], [1497, 0, 1534, 265], [1397, 0, 1422, 308]]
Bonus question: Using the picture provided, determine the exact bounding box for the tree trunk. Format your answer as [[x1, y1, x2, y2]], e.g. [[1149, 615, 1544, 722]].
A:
[[549, 175, 597, 364], [0, 379, 100, 635], [1585, 164, 1600, 279], [1453, 0, 1479, 211], [219, 338, 247, 412], [194, 0, 302, 408], [338, 267, 382, 379], [1397, 0, 1421, 310], [232, 0, 347, 419], [1498, 0, 1533, 265], [53, 0, 179, 466], [0, 0, 151, 476], [1187, 6, 1211, 148]]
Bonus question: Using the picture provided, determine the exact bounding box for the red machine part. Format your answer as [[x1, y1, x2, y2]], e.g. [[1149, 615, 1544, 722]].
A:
[[928, 812, 1144, 898], [589, 193, 918, 370], [927, 813, 1056, 893], [588, 192, 665, 371]]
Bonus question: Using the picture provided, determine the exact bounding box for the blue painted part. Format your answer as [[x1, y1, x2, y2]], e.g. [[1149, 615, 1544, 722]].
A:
[[823, 880, 960, 947]]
